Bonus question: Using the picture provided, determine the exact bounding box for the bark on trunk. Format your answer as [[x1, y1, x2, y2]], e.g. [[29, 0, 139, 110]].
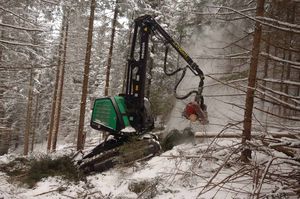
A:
[[24, 67, 34, 155], [241, 0, 265, 162], [31, 90, 39, 152], [104, 0, 119, 96], [122, 14, 134, 93], [77, 0, 96, 151], [47, 8, 67, 152], [52, 9, 69, 151], [261, 4, 273, 112], [283, 4, 295, 116], [0, 17, 10, 155]]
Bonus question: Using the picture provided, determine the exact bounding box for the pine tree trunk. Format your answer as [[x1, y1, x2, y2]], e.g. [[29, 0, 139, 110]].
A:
[[241, 0, 265, 162], [24, 67, 34, 155], [47, 8, 66, 152], [122, 14, 134, 93], [0, 17, 10, 155], [261, 4, 273, 113], [104, 0, 119, 96], [31, 89, 40, 152], [279, 48, 285, 115], [52, 9, 69, 151], [146, 43, 154, 98], [77, 0, 96, 151], [0, 26, 4, 124], [283, 4, 295, 116], [176, 33, 183, 82]]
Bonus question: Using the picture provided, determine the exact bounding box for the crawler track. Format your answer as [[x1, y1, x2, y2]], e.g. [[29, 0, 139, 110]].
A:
[[77, 137, 161, 174]]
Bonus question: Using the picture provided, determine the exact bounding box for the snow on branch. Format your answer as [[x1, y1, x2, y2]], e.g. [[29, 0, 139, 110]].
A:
[[256, 16, 300, 30], [261, 37, 300, 53], [221, 32, 253, 49], [259, 78, 300, 87], [195, 55, 249, 60], [176, 7, 256, 16], [0, 39, 43, 48], [209, 6, 300, 34], [260, 52, 300, 69], [205, 75, 248, 93], [216, 7, 256, 15], [255, 87, 300, 111], [40, 0, 60, 5], [0, 22, 44, 32], [0, 6, 37, 26], [258, 83, 300, 100]]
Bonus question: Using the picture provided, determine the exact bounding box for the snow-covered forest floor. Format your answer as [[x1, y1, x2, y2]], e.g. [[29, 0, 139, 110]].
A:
[[1, 1, 300, 198], [0, 133, 299, 199]]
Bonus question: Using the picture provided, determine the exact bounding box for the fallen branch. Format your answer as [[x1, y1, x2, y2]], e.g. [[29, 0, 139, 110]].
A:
[[196, 146, 242, 197], [253, 158, 275, 199], [261, 140, 299, 158], [34, 186, 67, 197], [0, 22, 43, 32]]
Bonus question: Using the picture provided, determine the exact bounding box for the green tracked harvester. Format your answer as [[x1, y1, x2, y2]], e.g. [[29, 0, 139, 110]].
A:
[[77, 15, 207, 174]]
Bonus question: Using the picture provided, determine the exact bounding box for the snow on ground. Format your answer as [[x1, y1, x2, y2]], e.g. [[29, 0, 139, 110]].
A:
[[1, 136, 298, 199]]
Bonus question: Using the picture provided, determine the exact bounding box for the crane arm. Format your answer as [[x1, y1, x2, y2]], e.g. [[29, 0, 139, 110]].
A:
[[126, 15, 205, 106]]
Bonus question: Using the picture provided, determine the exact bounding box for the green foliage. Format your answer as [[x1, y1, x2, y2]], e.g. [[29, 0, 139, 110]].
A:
[[25, 155, 83, 187], [0, 157, 30, 177], [0, 155, 84, 188], [150, 88, 176, 122]]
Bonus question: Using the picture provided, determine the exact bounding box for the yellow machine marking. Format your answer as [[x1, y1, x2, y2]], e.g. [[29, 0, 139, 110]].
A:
[[173, 42, 188, 59]]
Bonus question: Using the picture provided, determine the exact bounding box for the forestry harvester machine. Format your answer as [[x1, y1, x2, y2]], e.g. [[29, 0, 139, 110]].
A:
[[77, 15, 208, 173]]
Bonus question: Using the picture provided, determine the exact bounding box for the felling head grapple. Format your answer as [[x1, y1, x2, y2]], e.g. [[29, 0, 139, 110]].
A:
[[183, 101, 208, 124]]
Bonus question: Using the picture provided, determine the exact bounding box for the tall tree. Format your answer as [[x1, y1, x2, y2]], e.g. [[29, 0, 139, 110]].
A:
[[241, 0, 265, 162], [104, 0, 119, 96], [23, 66, 34, 155], [77, 0, 96, 151], [47, 6, 69, 152], [51, 7, 69, 151]]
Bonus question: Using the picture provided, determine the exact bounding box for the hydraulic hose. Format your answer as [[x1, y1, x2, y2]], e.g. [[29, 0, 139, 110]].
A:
[[163, 46, 204, 100]]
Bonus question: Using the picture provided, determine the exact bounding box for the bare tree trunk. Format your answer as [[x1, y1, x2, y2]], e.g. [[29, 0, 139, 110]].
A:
[[261, 4, 273, 113], [241, 0, 265, 162], [122, 13, 134, 93], [279, 48, 285, 116], [31, 86, 40, 152], [146, 43, 154, 98], [51, 9, 69, 151], [24, 66, 34, 155], [47, 8, 66, 152], [47, 65, 59, 151], [283, 4, 295, 116], [176, 33, 183, 81], [104, 0, 119, 96], [0, 22, 4, 124], [0, 17, 10, 155], [77, 0, 96, 151]]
